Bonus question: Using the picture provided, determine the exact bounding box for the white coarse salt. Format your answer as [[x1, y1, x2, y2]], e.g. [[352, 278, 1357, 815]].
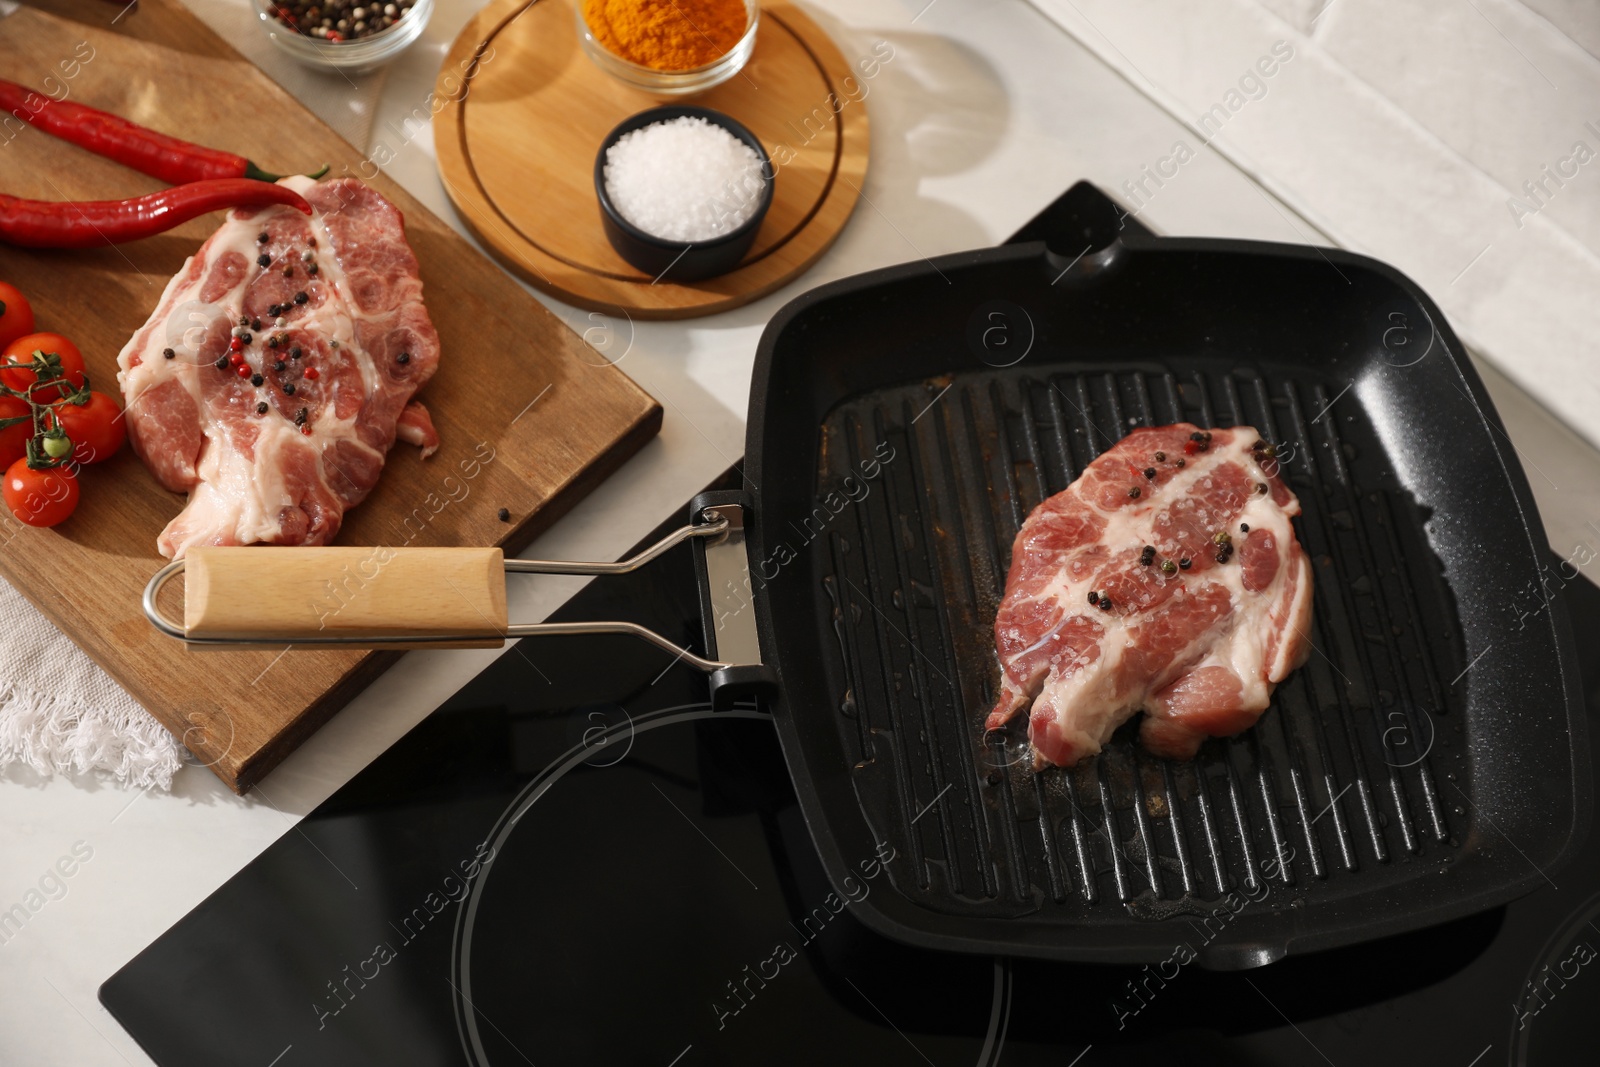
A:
[[603, 116, 767, 242]]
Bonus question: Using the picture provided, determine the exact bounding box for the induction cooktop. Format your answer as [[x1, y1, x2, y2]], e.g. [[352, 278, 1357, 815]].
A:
[[100, 473, 1600, 1066]]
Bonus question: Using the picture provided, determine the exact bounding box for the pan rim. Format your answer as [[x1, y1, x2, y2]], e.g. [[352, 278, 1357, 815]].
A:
[[742, 219, 1591, 965]]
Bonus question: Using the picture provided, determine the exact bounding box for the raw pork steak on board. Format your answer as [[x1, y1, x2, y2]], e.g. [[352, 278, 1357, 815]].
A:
[[117, 176, 440, 559], [987, 424, 1313, 768]]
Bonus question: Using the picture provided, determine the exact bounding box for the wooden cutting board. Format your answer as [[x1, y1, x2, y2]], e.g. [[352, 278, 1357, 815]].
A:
[[0, 0, 662, 792]]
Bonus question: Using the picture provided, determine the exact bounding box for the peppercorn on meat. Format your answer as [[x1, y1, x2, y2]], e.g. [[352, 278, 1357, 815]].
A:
[[116, 176, 440, 559], [987, 424, 1312, 767]]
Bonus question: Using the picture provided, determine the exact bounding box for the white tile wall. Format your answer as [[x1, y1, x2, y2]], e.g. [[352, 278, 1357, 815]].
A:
[[1253, 0, 1329, 35], [1316, 0, 1600, 256], [1521, 0, 1600, 61], [1029, 0, 1600, 455]]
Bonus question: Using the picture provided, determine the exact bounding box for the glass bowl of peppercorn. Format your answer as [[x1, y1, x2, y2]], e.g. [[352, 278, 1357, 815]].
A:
[[254, 0, 434, 75], [577, 0, 760, 96]]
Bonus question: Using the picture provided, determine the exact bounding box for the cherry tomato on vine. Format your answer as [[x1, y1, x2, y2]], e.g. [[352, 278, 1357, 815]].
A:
[[1, 332, 87, 399], [0, 283, 34, 351], [4, 457, 79, 528], [0, 394, 31, 470], [54, 391, 126, 464]]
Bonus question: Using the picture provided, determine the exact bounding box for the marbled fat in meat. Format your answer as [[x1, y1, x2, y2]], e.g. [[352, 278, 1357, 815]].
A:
[[987, 424, 1313, 767], [116, 177, 441, 558]]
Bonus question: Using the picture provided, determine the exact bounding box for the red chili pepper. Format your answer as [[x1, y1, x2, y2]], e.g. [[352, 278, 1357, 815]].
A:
[[0, 79, 327, 186], [0, 180, 312, 250]]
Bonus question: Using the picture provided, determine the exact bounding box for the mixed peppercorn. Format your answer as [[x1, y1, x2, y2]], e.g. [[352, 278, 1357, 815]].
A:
[[217, 237, 330, 434], [268, 0, 418, 43], [1212, 530, 1235, 565], [212, 241, 415, 432], [1134, 540, 1191, 578], [1124, 434, 1202, 499], [1100, 431, 1288, 595]]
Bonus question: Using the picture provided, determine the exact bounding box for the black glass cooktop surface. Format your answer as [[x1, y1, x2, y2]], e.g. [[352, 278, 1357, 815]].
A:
[[101, 483, 1600, 1066]]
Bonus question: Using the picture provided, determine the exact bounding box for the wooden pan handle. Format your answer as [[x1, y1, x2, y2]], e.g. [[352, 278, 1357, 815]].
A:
[[182, 546, 508, 649]]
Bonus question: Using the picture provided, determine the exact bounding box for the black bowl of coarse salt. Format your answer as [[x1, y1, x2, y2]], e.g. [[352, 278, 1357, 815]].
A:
[[594, 106, 774, 284]]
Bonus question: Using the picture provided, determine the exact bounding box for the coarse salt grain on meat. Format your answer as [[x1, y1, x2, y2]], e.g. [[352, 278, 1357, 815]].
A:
[[986, 424, 1313, 768], [116, 176, 440, 559]]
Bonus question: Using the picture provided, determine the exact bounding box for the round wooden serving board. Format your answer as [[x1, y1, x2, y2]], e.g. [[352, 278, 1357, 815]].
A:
[[434, 0, 869, 319]]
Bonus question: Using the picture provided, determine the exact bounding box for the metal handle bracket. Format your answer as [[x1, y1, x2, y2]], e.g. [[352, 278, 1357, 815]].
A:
[[689, 491, 779, 709]]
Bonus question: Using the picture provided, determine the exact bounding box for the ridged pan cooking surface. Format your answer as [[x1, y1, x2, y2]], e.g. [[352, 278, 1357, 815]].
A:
[[743, 183, 1588, 966]]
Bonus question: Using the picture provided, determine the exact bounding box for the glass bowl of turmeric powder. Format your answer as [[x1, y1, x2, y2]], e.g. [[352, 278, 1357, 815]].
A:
[[577, 0, 759, 96]]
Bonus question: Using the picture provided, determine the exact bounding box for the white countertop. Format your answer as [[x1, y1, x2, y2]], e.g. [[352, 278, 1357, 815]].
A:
[[3, 1, 1597, 1063]]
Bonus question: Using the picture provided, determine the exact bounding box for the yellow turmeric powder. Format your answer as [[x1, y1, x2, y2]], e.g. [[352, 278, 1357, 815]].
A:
[[583, 0, 749, 71]]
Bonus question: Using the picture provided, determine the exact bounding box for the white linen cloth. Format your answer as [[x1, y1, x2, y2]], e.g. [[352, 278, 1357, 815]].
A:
[[0, 616, 184, 789]]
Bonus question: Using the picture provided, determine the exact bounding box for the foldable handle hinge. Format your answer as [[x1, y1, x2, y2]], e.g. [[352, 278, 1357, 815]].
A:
[[690, 491, 779, 710]]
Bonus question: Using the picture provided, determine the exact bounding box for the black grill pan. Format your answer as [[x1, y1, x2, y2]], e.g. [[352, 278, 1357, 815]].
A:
[[739, 182, 1590, 967]]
